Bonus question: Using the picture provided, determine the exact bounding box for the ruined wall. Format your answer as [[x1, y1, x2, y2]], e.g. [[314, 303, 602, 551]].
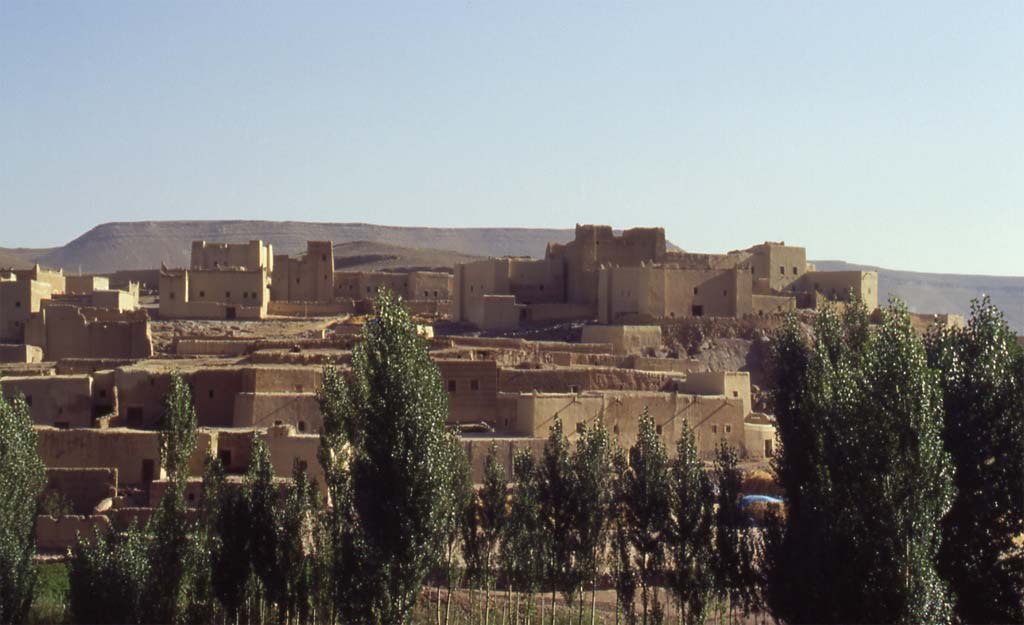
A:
[[271, 241, 334, 302], [191, 240, 273, 272], [790, 270, 879, 310], [262, 425, 326, 498], [24, 305, 153, 361], [497, 366, 677, 395], [36, 426, 212, 484], [678, 371, 752, 416], [0, 343, 42, 363], [1, 375, 94, 427], [44, 467, 118, 514], [233, 392, 323, 432], [580, 325, 663, 355], [65, 276, 110, 294], [36, 515, 110, 551], [547, 225, 666, 307], [751, 294, 796, 315], [505, 391, 750, 458]]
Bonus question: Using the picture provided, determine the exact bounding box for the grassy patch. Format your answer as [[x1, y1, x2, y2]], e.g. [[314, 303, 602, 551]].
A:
[[27, 561, 69, 625]]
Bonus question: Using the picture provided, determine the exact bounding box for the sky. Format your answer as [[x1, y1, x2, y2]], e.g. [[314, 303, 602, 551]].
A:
[[1, 2, 1022, 276]]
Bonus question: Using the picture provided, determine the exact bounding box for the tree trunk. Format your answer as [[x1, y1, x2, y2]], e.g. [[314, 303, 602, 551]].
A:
[[591, 578, 598, 625]]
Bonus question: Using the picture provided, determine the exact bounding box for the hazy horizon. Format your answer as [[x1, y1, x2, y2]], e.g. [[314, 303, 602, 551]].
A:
[[2, 3, 1022, 276]]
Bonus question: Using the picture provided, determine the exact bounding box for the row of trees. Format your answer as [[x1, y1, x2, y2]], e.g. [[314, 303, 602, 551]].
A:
[[1, 291, 1020, 625]]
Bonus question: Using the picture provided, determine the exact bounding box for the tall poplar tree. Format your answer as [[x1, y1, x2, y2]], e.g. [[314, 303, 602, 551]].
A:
[[766, 302, 954, 624], [666, 426, 714, 625], [622, 410, 670, 625], [0, 393, 46, 625], [318, 288, 453, 625], [925, 297, 1024, 624]]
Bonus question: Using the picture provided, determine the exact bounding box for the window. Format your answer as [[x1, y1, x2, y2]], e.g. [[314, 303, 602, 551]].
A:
[[226, 291, 231, 298], [367, 287, 371, 294], [321, 254, 327, 261], [433, 290, 438, 298], [424, 291, 429, 298], [711, 424, 718, 434], [725, 424, 732, 433], [14, 301, 20, 308], [732, 390, 739, 397], [693, 287, 699, 295], [570, 385, 580, 394], [792, 266, 798, 275], [296, 278, 301, 284], [691, 305, 704, 317], [298, 421, 306, 433], [613, 424, 620, 435], [218, 449, 232, 467], [142, 459, 155, 483], [199, 290, 205, 297], [242, 292, 248, 299], [25, 395, 32, 407], [274, 420, 283, 426], [170, 292, 176, 300], [723, 290, 728, 297], [208, 390, 214, 399], [470, 379, 480, 391], [298, 460, 308, 471], [127, 406, 143, 427], [656, 424, 663, 435], [448, 380, 456, 392], [779, 266, 785, 275]]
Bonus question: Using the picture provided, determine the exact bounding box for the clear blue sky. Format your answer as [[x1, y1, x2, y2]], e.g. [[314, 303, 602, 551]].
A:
[[2, 2, 1021, 275]]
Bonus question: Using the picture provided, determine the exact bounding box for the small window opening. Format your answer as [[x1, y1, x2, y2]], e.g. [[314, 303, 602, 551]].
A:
[[447, 380, 456, 392], [725, 424, 732, 433], [693, 287, 699, 295], [298, 421, 306, 432], [711, 424, 718, 434], [792, 267, 798, 275], [208, 390, 214, 399], [225, 291, 231, 298], [656, 424, 663, 435], [298, 460, 308, 471], [779, 266, 785, 275]]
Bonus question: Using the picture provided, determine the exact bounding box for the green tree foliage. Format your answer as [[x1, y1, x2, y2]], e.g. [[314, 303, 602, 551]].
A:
[[203, 455, 251, 623], [317, 288, 453, 625], [622, 409, 670, 624], [767, 302, 954, 624], [538, 416, 575, 623], [147, 371, 200, 625], [246, 434, 286, 618], [438, 431, 472, 625], [666, 426, 714, 625], [68, 523, 151, 625], [610, 448, 638, 625], [570, 421, 614, 624], [502, 449, 545, 624], [479, 442, 507, 624], [0, 394, 47, 625], [925, 297, 1024, 624]]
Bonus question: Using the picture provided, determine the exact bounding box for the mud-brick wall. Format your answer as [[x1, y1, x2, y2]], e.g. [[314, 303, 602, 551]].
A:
[[44, 467, 118, 514]]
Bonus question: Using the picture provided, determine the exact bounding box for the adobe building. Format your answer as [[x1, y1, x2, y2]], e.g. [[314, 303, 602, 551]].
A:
[[453, 225, 879, 330], [270, 241, 335, 303], [159, 267, 270, 319], [24, 304, 153, 361], [0, 270, 55, 341]]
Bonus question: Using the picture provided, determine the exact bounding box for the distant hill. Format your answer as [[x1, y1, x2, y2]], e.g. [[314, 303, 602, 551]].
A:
[[814, 260, 1024, 332], [332, 240, 483, 272], [0, 221, 582, 274]]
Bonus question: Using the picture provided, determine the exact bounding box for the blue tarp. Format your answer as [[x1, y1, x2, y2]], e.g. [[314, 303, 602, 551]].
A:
[[739, 495, 784, 508]]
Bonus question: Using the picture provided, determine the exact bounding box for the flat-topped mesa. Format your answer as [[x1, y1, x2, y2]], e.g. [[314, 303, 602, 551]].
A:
[[453, 225, 878, 330]]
